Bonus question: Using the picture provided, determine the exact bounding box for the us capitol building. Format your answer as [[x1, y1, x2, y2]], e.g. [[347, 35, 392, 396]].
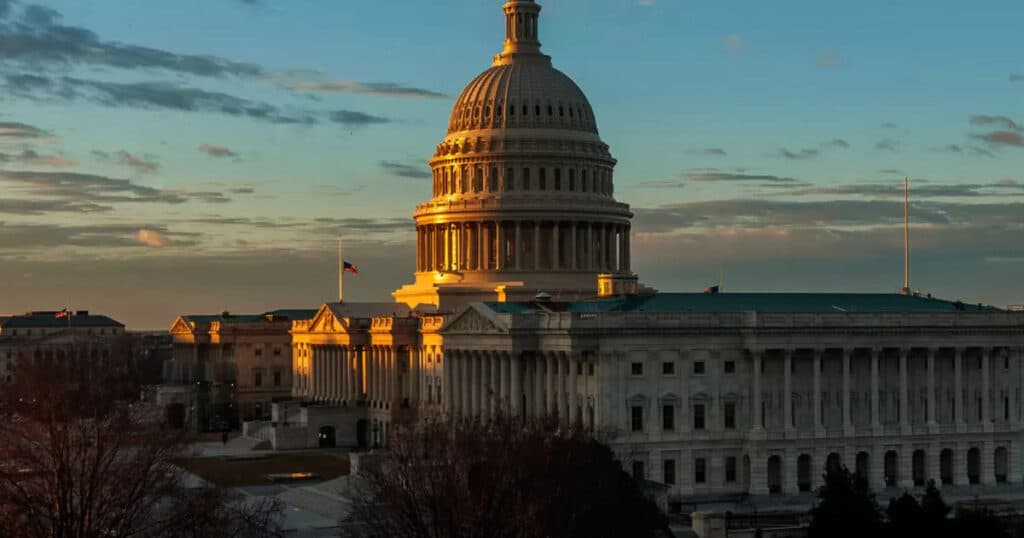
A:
[[170, 0, 1024, 505]]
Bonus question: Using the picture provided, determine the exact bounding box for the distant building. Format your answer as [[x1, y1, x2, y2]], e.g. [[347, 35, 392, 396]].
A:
[[0, 310, 126, 384], [159, 309, 316, 431]]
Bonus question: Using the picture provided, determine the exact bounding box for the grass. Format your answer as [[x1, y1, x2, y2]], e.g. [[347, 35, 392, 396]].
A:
[[175, 453, 350, 487]]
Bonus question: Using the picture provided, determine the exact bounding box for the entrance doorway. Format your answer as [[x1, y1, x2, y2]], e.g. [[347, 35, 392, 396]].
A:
[[356, 419, 369, 450]]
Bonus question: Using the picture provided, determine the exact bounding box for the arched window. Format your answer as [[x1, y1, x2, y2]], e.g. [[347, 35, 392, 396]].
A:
[[474, 167, 483, 192], [509, 102, 515, 116], [461, 166, 469, 193]]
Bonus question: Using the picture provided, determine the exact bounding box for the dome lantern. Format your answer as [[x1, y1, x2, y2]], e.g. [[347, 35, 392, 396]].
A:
[[495, 0, 549, 66]]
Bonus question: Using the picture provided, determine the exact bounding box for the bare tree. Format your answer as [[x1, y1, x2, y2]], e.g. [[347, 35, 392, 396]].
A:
[[0, 350, 284, 538], [349, 414, 668, 538]]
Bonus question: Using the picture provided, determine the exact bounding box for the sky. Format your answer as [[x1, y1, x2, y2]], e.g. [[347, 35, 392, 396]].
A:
[[0, 0, 1022, 329]]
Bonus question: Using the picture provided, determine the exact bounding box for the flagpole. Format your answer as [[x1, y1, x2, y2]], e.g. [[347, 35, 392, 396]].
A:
[[338, 237, 344, 304]]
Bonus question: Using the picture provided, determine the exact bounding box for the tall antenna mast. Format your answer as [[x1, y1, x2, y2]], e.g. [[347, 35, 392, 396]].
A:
[[338, 237, 344, 303], [901, 177, 911, 295]]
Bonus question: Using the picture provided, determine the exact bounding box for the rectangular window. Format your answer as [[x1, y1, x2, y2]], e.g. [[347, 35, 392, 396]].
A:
[[522, 168, 531, 190], [273, 371, 282, 386], [664, 459, 676, 485], [577, 362, 583, 375], [724, 360, 735, 374], [539, 167, 547, 190], [588, 363, 595, 376], [254, 372, 263, 387], [663, 405, 675, 431], [554, 168, 561, 190], [724, 402, 736, 429], [694, 404, 706, 430], [631, 406, 644, 432], [254, 348, 263, 357], [632, 461, 645, 481], [506, 168, 514, 191], [725, 457, 737, 482], [695, 458, 706, 484], [662, 361, 675, 375], [631, 362, 643, 376], [273, 348, 281, 357], [694, 361, 705, 375]]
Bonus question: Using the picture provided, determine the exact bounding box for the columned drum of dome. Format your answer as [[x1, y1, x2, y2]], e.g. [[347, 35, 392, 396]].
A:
[[394, 0, 634, 311]]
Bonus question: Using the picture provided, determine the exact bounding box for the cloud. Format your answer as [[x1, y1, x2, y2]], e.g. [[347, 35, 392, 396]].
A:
[[878, 169, 903, 175], [723, 35, 744, 52], [776, 148, 819, 160], [329, 110, 390, 126], [4, 74, 318, 125], [0, 120, 53, 142], [783, 181, 1024, 199], [0, 169, 231, 204], [228, 187, 255, 194], [92, 150, 159, 173], [876, 139, 899, 152], [972, 131, 1024, 147], [822, 139, 850, 149], [0, 149, 74, 167], [0, 3, 262, 78], [686, 170, 799, 183], [970, 115, 1021, 132], [286, 80, 447, 99], [929, 144, 997, 158], [379, 161, 430, 179], [312, 216, 411, 234], [0, 198, 112, 215], [881, 122, 898, 129], [1011, 74, 1023, 83], [687, 148, 727, 156], [817, 49, 840, 69], [135, 228, 169, 248], [198, 143, 238, 158]]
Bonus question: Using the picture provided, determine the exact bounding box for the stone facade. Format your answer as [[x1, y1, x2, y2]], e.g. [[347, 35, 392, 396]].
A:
[[0, 310, 125, 384], [439, 303, 1024, 499]]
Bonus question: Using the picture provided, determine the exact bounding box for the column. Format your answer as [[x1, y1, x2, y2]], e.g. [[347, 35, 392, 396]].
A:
[[813, 349, 822, 433], [534, 354, 545, 419], [476, 223, 483, 271], [329, 347, 337, 402], [510, 353, 522, 415], [481, 354, 492, 419], [499, 352, 510, 411], [601, 225, 609, 270], [623, 227, 631, 271], [444, 351, 455, 414], [585, 223, 593, 270], [927, 349, 937, 431], [389, 347, 398, 407], [495, 222, 504, 270], [491, 352, 499, 416], [482, 224, 490, 271], [752, 351, 763, 432], [899, 349, 909, 434], [783, 350, 793, 433], [843, 349, 852, 434], [552, 222, 560, 270], [955, 348, 965, 432], [546, 354, 557, 416], [983, 348, 992, 431], [461, 352, 471, 417], [569, 355, 579, 427], [522, 359, 534, 419], [514, 222, 522, 270], [533, 222, 541, 270], [871, 349, 881, 432], [472, 352, 481, 417], [570, 222, 578, 270], [314, 346, 322, 400], [411, 347, 420, 405]]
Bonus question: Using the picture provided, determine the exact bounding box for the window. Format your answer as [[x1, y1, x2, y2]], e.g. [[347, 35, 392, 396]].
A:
[[663, 405, 675, 431], [695, 458, 707, 484], [694, 404, 706, 430], [577, 361, 583, 375], [254, 371, 263, 387], [631, 362, 643, 376], [506, 168, 514, 191], [631, 406, 644, 432], [693, 361, 705, 375], [632, 461, 645, 481], [725, 457, 737, 482], [554, 168, 561, 190], [522, 168, 531, 190], [539, 167, 547, 190], [255, 348, 263, 357], [724, 402, 736, 429], [662, 361, 675, 375], [724, 360, 736, 374], [588, 363, 595, 376], [273, 348, 281, 357], [490, 167, 498, 191], [273, 371, 282, 386], [664, 459, 676, 485]]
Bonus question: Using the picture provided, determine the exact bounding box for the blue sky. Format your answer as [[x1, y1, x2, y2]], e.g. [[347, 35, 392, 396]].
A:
[[0, 0, 1021, 328]]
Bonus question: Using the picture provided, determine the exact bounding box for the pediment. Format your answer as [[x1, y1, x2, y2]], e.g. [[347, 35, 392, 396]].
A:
[[441, 304, 508, 335], [307, 304, 344, 334], [169, 317, 194, 336]]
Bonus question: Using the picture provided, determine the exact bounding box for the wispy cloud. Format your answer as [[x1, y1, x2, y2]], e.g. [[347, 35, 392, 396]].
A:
[[198, 143, 239, 158], [0, 149, 74, 167], [92, 150, 159, 174], [379, 161, 430, 179], [0, 121, 54, 142], [970, 115, 1021, 131], [135, 229, 169, 247], [286, 80, 447, 99], [1011, 74, 1023, 83], [775, 148, 820, 160], [687, 148, 727, 156], [972, 131, 1023, 147], [686, 170, 799, 183], [0, 170, 231, 204], [876, 139, 899, 152], [329, 110, 390, 126], [822, 139, 850, 149]]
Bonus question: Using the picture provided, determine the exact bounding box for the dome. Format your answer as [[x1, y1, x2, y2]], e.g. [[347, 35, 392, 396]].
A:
[[447, 62, 598, 135]]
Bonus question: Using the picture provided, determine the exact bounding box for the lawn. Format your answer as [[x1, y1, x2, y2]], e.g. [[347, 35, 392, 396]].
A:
[[176, 453, 350, 487]]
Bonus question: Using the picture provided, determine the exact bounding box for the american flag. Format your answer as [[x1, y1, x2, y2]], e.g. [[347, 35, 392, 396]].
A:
[[343, 261, 359, 276], [55, 308, 70, 319]]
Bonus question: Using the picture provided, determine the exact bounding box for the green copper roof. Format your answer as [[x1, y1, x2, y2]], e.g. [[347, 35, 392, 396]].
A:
[[183, 309, 317, 324], [486, 293, 1000, 314]]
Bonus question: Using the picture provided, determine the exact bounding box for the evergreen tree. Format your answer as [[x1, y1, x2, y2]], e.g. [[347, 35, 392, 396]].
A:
[[808, 464, 883, 538], [886, 492, 923, 537]]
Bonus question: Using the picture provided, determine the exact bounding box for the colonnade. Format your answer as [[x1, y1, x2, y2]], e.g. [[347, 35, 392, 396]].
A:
[[443, 349, 596, 428], [416, 220, 630, 274], [750, 346, 1014, 436], [293, 344, 422, 409]]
